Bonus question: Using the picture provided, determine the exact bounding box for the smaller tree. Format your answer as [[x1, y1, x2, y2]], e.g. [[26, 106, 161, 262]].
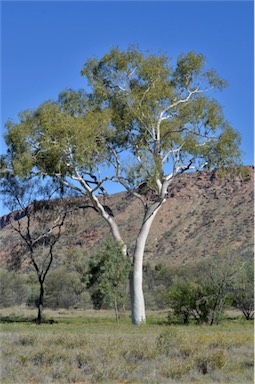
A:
[[87, 239, 131, 321], [0, 175, 67, 324], [205, 253, 239, 325], [231, 260, 254, 320]]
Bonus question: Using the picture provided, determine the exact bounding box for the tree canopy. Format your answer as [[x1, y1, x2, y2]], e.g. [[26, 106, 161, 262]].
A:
[[4, 47, 240, 195]]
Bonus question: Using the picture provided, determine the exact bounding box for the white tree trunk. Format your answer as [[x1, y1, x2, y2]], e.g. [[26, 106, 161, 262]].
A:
[[131, 203, 162, 325], [107, 216, 127, 255]]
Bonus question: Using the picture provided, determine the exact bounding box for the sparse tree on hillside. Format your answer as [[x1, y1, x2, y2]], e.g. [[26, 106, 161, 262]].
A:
[[2, 47, 241, 324], [0, 176, 67, 324]]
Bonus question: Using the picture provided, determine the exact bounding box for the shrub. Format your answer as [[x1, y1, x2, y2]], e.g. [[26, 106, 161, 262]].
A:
[[44, 267, 89, 309], [164, 281, 215, 324], [0, 269, 29, 308]]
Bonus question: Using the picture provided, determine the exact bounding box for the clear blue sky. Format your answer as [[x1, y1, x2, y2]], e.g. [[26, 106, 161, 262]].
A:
[[0, 1, 254, 214]]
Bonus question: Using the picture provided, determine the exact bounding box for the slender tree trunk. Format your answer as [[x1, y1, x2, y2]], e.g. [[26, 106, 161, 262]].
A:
[[37, 281, 44, 325], [114, 293, 120, 323], [131, 203, 162, 325]]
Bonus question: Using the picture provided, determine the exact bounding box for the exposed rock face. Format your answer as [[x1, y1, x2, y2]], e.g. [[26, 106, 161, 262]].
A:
[[0, 208, 29, 230], [0, 167, 253, 268]]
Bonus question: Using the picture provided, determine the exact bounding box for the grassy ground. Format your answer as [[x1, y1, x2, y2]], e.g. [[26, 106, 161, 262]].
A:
[[0, 307, 254, 384]]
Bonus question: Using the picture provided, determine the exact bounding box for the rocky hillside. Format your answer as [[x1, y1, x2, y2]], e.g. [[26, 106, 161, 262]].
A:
[[0, 167, 254, 268]]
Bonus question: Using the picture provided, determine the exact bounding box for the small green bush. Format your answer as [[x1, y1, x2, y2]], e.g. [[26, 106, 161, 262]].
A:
[[0, 269, 29, 308]]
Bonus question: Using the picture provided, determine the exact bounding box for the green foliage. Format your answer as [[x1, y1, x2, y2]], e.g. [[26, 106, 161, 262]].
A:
[[44, 271, 90, 310], [26, 287, 40, 308], [142, 263, 177, 310], [0, 269, 29, 308], [165, 281, 214, 324], [4, 47, 241, 193], [58, 88, 88, 116], [43, 248, 90, 309], [5, 100, 111, 177], [231, 260, 254, 320], [239, 165, 252, 181], [26, 273, 40, 308], [61, 247, 89, 279], [85, 48, 240, 188], [87, 239, 131, 319], [216, 165, 253, 181], [44, 268, 81, 309], [163, 254, 242, 325], [172, 51, 205, 88]]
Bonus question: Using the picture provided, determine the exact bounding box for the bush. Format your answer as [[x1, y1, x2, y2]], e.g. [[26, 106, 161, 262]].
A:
[[142, 263, 176, 310], [162, 254, 244, 325], [164, 281, 214, 324], [44, 268, 87, 309], [0, 269, 29, 308]]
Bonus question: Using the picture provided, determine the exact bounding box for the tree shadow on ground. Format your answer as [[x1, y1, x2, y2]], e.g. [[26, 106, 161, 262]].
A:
[[0, 316, 57, 324]]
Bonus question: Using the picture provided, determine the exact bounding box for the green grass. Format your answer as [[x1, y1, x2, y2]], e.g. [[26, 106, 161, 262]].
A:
[[0, 307, 254, 383]]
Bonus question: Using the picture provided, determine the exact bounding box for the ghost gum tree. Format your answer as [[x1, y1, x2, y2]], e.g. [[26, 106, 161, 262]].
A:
[[4, 47, 241, 325]]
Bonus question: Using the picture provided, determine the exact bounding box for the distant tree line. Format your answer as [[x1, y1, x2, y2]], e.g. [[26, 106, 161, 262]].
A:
[[0, 240, 253, 323]]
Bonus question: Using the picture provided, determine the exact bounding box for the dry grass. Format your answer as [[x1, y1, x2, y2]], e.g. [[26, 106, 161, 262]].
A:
[[0, 308, 254, 383]]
